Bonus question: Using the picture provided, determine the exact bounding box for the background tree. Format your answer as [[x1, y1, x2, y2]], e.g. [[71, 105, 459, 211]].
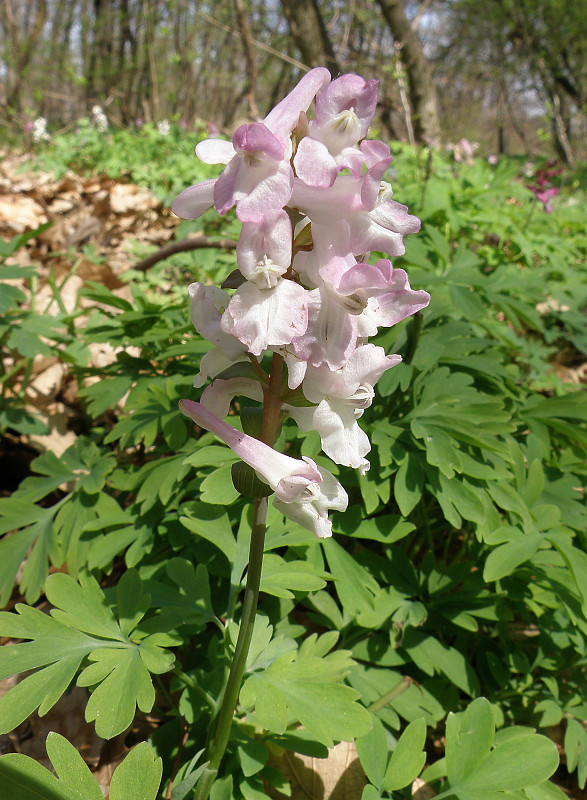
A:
[[0, 0, 584, 160], [375, 0, 441, 145], [280, 0, 341, 76], [436, 0, 587, 161]]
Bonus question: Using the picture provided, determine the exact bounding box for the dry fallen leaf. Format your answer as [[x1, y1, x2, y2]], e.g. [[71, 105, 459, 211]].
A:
[[110, 183, 157, 214], [27, 402, 77, 459], [0, 194, 47, 232], [412, 776, 437, 798], [267, 740, 366, 799]]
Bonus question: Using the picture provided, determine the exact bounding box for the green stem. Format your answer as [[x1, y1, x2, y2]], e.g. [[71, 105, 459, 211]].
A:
[[195, 353, 284, 800], [368, 676, 413, 715], [173, 669, 217, 714], [194, 497, 268, 800]]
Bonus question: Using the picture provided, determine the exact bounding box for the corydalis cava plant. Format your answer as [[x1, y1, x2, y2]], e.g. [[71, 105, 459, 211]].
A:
[[174, 67, 429, 800], [176, 67, 429, 539]]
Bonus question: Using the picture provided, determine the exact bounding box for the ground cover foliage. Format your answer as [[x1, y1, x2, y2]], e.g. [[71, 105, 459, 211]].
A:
[[0, 125, 586, 799]]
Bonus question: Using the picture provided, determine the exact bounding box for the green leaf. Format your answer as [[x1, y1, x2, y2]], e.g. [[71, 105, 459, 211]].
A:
[[356, 715, 388, 788], [109, 741, 163, 800], [564, 718, 587, 787], [362, 785, 382, 800], [446, 698, 494, 787], [323, 539, 379, 618], [209, 775, 233, 800], [359, 469, 382, 514], [483, 533, 543, 582], [240, 775, 270, 800], [116, 568, 150, 638], [382, 718, 427, 791], [0, 731, 102, 800], [47, 573, 125, 641], [524, 782, 569, 800], [180, 505, 236, 564], [78, 648, 154, 738], [259, 553, 327, 599], [394, 452, 425, 516], [452, 735, 558, 796], [440, 699, 559, 799], [548, 537, 587, 618], [0, 655, 88, 735], [236, 736, 268, 777], [0, 525, 40, 607], [81, 375, 133, 416], [402, 629, 479, 696], [241, 636, 371, 746], [0, 573, 174, 738], [0, 731, 161, 800], [200, 464, 240, 504], [164, 558, 216, 626]]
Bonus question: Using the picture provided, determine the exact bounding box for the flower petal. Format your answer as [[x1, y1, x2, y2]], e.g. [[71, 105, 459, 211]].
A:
[[201, 377, 264, 418], [294, 138, 339, 188], [179, 400, 320, 492], [196, 139, 235, 164], [235, 159, 294, 222], [264, 67, 331, 141], [222, 279, 309, 357], [172, 179, 216, 219], [315, 75, 378, 140], [233, 122, 285, 161], [189, 282, 247, 360], [237, 211, 292, 287]]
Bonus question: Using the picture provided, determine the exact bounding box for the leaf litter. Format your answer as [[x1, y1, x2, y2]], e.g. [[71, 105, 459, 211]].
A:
[[0, 153, 180, 795]]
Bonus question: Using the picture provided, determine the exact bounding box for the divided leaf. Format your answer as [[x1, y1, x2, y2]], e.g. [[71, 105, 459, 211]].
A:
[[441, 698, 559, 798], [240, 634, 372, 746], [0, 571, 175, 738], [0, 732, 161, 800]]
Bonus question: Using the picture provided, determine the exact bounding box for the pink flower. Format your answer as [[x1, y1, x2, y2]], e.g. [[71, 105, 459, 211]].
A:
[[291, 154, 420, 258], [172, 68, 331, 223], [294, 74, 379, 188]]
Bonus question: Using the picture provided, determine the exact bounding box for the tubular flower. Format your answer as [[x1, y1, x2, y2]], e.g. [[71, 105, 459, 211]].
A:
[[179, 400, 347, 539], [175, 68, 429, 538]]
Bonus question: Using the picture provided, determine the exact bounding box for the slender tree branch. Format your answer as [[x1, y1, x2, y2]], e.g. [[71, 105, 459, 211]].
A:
[[133, 236, 237, 272]]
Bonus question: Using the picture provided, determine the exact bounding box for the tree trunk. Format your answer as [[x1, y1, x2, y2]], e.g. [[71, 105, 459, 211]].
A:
[[5, 0, 47, 111], [280, 0, 340, 76], [234, 0, 260, 118], [551, 91, 575, 165], [375, 0, 440, 146]]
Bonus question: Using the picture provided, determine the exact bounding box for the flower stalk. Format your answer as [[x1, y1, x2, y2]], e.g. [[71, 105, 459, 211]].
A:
[[195, 497, 268, 800], [175, 66, 429, 797]]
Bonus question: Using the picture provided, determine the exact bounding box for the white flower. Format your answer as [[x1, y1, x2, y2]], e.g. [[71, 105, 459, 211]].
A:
[[157, 119, 171, 136], [32, 117, 50, 143], [287, 344, 401, 473], [92, 106, 108, 132]]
